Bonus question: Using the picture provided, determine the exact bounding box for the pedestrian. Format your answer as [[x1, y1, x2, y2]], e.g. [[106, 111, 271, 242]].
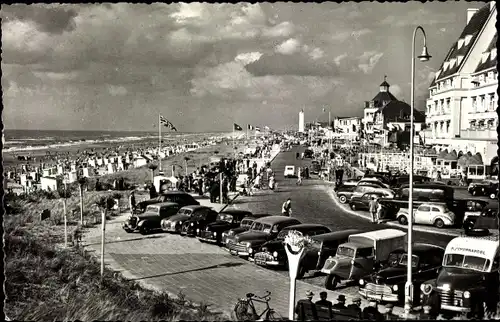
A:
[[369, 197, 378, 224], [315, 291, 333, 308], [269, 174, 276, 191], [332, 295, 347, 309], [72, 224, 82, 247], [282, 198, 292, 216], [149, 183, 158, 199], [347, 297, 362, 316], [376, 199, 384, 224], [384, 304, 398, 320], [362, 300, 383, 321], [129, 190, 136, 213], [295, 290, 316, 320], [296, 167, 302, 185]]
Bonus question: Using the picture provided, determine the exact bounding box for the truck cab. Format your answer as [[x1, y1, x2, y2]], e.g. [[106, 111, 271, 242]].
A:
[[421, 236, 500, 319]]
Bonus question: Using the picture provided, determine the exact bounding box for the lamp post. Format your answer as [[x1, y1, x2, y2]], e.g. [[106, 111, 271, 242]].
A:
[[405, 25, 431, 315]]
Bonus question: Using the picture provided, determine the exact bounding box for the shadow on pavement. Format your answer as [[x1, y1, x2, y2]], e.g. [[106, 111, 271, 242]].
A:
[[83, 234, 164, 247], [131, 261, 245, 281]]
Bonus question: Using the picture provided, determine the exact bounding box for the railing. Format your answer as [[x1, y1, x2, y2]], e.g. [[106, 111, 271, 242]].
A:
[[460, 129, 497, 139]]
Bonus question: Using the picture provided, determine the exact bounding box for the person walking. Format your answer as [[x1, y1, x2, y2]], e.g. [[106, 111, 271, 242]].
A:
[[369, 196, 379, 224], [296, 167, 302, 185], [269, 174, 276, 191], [282, 198, 292, 216], [129, 190, 136, 213]]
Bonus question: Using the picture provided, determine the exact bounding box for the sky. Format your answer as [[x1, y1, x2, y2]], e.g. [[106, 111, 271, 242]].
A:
[[1, 1, 487, 132]]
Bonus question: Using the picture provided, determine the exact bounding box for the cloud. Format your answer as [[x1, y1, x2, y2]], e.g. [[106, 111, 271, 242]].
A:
[[308, 47, 325, 60], [334, 54, 348, 66], [330, 28, 372, 42], [275, 38, 301, 55], [235, 52, 263, 65], [108, 84, 128, 96], [262, 21, 294, 37], [380, 8, 457, 27], [389, 84, 403, 97], [358, 51, 384, 74], [245, 52, 337, 77]]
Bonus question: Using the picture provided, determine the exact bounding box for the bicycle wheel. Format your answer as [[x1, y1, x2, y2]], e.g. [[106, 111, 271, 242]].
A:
[[265, 309, 283, 321], [234, 300, 254, 320]]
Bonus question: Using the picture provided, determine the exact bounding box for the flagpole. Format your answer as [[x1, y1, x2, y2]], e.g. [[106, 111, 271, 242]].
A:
[[159, 114, 162, 171]]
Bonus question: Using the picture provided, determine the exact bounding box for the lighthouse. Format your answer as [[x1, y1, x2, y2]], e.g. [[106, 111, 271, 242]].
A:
[[298, 110, 305, 133]]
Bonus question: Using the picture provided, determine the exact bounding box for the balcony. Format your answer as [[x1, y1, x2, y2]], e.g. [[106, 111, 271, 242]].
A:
[[460, 129, 497, 140]]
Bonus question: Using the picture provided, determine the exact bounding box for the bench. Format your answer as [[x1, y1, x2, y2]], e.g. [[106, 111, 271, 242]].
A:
[[297, 302, 361, 321]]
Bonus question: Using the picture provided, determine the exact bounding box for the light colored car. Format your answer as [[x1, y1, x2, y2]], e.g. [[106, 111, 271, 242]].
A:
[[284, 165, 295, 178], [396, 203, 456, 228]]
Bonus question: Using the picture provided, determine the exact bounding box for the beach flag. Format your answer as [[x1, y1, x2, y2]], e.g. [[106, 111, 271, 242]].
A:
[[160, 115, 177, 131], [255, 126, 261, 132], [248, 124, 254, 130], [234, 123, 243, 131]]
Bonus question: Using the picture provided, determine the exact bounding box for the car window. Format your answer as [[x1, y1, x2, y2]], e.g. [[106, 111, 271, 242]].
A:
[[431, 207, 441, 212], [356, 248, 373, 258], [418, 205, 431, 212]]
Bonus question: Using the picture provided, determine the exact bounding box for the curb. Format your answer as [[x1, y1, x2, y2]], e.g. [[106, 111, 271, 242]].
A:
[[325, 181, 463, 238]]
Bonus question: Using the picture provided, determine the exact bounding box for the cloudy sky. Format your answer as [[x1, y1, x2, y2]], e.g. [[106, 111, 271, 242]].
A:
[[2, 2, 486, 132]]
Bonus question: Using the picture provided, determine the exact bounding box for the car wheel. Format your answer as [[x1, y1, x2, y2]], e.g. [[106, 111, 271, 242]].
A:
[[124, 228, 133, 233], [324, 275, 340, 290], [398, 215, 408, 225], [434, 218, 445, 229], [339, 195, 347, 204], [490, 193, 496, 199], [139, 226, 150, 235], [350, 204, 356, 210]]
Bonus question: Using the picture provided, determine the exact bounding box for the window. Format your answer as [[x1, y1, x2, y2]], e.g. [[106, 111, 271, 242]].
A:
[[479, 74, 485, 84], [440, 100, 445, 114], [489, 94, 495, 111], [480, 95, 485, 111], [419, 205, 431, 212], [434, 101, 438, 114], [488, 71, 493, 82], [446, 98, 451, 113], [472, 97, 477, 112], [446, 121, 450, 133], [356, 248, 374, 258], [431, 207, 441, 212], [494, 71, 498, 82]]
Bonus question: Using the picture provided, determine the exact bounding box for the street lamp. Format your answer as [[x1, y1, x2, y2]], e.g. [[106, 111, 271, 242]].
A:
[[406, 25, 431, 315]]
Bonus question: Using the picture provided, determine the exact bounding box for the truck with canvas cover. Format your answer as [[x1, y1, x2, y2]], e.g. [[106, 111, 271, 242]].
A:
[[321, 229, 407, 290]]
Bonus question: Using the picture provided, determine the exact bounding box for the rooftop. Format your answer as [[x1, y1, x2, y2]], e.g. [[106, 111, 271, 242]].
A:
[[474, 32, 497, 73], [375, 100, 426, 123]]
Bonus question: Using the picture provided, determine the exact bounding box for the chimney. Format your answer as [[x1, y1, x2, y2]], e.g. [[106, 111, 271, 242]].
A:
[[467, 8, 479, 24]]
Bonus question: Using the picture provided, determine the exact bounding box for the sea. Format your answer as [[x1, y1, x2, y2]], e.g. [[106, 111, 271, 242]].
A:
[[3, 129, 227, 154]]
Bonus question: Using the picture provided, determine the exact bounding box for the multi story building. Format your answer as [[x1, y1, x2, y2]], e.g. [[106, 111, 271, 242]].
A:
[[363, 76, 425, 146], [424, 2, 497, 168], [333, 116, 362, 140]]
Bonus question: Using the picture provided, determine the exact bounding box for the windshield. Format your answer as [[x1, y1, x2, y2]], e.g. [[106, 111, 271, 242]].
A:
[[146, 206, 158, 212], [443, 253, 490, 272], [250, 222, 272, 232], [217, 213, 233, 223], [336, 246, 355, 258], [178, 208, 192, 216], [241, 219, 253, 228], [397, 254, 419, 268]]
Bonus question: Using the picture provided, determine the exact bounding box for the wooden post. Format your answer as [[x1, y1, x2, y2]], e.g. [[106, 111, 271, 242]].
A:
[[101, 208, 106, 278], [79, 184, 84, 225], [220, 173, 223, 205], [63, 181, 68, 248]]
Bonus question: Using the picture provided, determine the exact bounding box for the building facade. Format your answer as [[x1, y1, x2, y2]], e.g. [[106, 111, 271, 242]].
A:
[[333, 116, 362, 140], [424, 2, 497, 166]]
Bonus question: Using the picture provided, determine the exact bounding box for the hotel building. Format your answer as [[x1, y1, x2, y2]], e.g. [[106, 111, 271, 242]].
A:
[[424, 2, 497, 168]]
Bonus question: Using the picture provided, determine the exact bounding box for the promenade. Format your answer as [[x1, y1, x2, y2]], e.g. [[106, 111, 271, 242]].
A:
[[81, 144, 480, 319]]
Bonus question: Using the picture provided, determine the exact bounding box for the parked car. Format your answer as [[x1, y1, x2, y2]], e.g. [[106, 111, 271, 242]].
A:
[[358, 244, 445, 305], [135, 191, 199, 213], [421, 236, 500, 318], [197, 209, 253, 244], [462, 200, 490, 224], [123, 202, 181, 235], [389, 175, 431, 189], [253, 224, 331, 267], [181, 207, 219, 237], [358, 178, 391, 189], [161, 205, 213, 234], [349, 191, 393, 211], [284, 165, 295, 178], [336, 185, 357, 204], [304, 149, 314, 158], [335, 179, 359, 191], [222, 214, 272, 247], [321, 229, 406, 289], [298, 229, 364, 279], [395, 184, 454, 202], [468, 180, 499, 198], [226, 216, 301, 258], [363, 173, 392, 186], [351, 185, 394, 200], [463, 206, 498, 233], [396, 203, 456, 228]]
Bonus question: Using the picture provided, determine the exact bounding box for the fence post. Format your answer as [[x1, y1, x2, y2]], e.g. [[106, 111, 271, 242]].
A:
[[101, 209, 106, 279]]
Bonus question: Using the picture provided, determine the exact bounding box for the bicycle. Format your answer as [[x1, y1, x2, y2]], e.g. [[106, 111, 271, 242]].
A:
[[234, 291, 283, 321]]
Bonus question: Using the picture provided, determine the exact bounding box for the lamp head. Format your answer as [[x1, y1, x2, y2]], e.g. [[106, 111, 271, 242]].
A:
[[418, 46, 431, 62]]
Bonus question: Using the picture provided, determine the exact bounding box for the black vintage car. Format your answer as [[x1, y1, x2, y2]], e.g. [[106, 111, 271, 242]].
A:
[[180, 207, 219, 237], [197, 209, 253, 245], [222, 214, 272, 247], [135, 191, 199, 213], [358, 244, 445, 305], [463, 206, 498, 233], [468, 180, 498, 199], [349, 191, 392, 211], [123, 202, 181, 235], [253, 224, 331, 268], [161, 205, 214, 234]]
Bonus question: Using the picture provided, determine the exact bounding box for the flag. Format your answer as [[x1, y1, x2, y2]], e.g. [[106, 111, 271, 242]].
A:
[[160, 115, 178, 131], [323, 107, 326, 112], [234, 123, 243, 131], [248, 124, 254, 130], [255, 126, 261, 131]]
